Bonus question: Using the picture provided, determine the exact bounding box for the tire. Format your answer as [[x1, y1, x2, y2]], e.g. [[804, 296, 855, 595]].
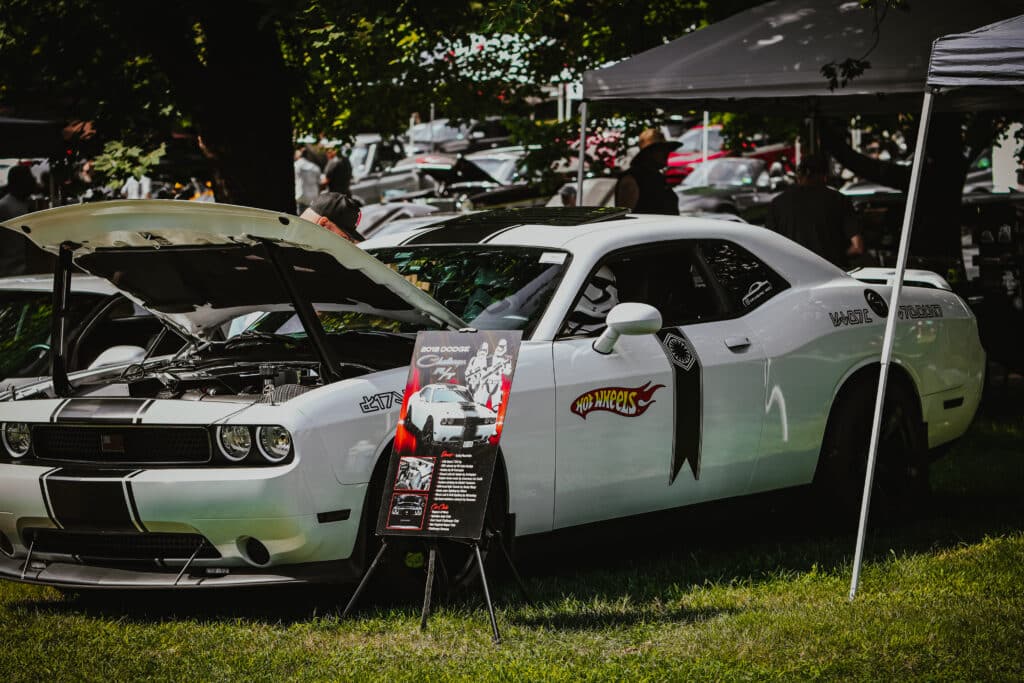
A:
[[813, 374, 929, 523], [422, 417, 434, 447]]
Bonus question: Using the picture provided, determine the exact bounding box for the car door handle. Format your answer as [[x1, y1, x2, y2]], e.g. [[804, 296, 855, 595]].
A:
[[724, 336, 751, 351]]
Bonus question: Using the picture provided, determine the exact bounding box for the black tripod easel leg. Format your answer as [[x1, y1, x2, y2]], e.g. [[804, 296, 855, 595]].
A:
[[342, 540, 388, 618], [474, 542, 501, 644], [420, 544, 438, 631], [490, 530, 532, 605]]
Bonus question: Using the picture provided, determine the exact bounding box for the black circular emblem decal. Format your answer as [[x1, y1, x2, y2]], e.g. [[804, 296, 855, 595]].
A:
[[864, 289, 889, 318]]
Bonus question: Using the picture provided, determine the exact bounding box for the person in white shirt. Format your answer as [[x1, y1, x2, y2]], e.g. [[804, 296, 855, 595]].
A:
[[121, 175, 152, 199], [294, 147, 321, 214]]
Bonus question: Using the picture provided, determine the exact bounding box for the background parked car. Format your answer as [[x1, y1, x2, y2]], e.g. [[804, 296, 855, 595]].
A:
[[0, 275, 180, 390], [674, 157, 788, 225]]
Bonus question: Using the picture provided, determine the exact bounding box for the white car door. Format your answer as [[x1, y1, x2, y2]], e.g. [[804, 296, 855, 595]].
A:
[[552, 240, 772, 529]]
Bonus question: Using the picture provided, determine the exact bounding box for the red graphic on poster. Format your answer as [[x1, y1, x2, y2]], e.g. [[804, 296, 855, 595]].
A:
[[570, 381, 664, 420]]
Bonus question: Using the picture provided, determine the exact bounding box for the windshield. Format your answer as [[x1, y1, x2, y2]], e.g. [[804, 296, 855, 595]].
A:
[[409, 120, 461, 144], [368, 246, 570, 336], [0, 291, 105, 379], [432, 386, 473, 403], [675, 127, 724, 153], [469, 157, 522, 185], [682, 159, 767, 188]]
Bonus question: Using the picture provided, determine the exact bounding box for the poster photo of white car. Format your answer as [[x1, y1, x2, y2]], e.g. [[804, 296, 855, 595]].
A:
[[404, 383, 498, 451]]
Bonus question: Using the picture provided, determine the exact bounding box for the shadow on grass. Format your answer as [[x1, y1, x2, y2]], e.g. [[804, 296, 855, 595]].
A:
[[9, 376, 1023, 626], [512, 605, 736, 630]]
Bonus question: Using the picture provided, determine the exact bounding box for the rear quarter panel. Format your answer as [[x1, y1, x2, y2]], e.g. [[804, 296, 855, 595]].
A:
[[745, 279, 983, 493]]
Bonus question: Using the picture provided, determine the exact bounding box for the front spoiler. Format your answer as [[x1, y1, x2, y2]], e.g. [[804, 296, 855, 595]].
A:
[[0, 555, 361, 590]]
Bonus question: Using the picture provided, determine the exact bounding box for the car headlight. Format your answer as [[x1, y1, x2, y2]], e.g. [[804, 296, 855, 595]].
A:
[[2, 423, 30, 459], [440, 417, 465, 426], [482, 417, 496, 425], [257, 426, 292, 463], [217, 425, 253, 462]]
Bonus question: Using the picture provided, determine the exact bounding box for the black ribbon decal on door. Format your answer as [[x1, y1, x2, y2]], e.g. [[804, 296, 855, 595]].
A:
[[656, 328, 702, 483]]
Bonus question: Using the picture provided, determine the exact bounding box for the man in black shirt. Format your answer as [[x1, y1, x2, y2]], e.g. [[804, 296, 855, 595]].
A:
[[766, 154, 862, 269], [322, 146, 352, 194]]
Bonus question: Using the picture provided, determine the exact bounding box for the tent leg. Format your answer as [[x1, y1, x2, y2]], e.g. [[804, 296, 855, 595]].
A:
[[702, 111, 710, 164], [576, 100, 588, 204], [849, 89, 935, 601]]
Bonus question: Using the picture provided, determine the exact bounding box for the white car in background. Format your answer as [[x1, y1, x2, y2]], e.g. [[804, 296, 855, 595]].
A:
[[0, 201, 983, 590], [405, 384, 498, 448], [0, 275, 173, 391]]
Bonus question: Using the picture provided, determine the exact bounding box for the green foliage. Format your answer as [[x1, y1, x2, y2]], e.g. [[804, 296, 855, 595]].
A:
[[91, 142, 166, 190]]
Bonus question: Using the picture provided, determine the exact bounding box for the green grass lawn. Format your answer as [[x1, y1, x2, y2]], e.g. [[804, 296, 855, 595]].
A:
[[0, 410, 1021, 681]]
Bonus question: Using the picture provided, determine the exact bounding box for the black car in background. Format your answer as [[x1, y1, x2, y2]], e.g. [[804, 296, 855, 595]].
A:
[[674, 157, 787, 225]]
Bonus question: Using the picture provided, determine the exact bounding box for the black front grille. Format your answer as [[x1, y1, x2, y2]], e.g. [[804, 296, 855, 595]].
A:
[[24, 529, 221, 560], [31, 425, 211, 464]]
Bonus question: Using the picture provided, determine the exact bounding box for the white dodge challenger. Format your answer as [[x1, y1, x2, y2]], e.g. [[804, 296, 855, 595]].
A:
[[404, 384, 498, 449], [0, 201, 983, 589]]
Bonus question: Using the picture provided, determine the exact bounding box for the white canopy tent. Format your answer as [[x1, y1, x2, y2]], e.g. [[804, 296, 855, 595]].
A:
[[849, 13, 1024, 600]]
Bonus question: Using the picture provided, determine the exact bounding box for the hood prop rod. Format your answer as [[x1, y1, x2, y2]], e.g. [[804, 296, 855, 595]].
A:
[[259, 240, 342, 384], [50, 243, 75, 397]]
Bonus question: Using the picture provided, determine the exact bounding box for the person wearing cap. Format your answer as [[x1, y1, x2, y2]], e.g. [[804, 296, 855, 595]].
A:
[[614, 128, 680, 215], [765, 153, 862, 269], [300, 192, 364, 243]]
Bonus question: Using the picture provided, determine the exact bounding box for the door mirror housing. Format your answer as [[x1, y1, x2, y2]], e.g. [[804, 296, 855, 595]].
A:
[[593, 303, 663, 355], [87, 345, 147, 370]]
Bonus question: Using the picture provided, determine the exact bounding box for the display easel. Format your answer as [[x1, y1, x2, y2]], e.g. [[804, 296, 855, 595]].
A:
[[341, 528, 530, 644]]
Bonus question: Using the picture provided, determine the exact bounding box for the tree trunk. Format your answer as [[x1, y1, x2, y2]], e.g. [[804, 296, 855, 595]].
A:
[[193, 6, 295, 213]]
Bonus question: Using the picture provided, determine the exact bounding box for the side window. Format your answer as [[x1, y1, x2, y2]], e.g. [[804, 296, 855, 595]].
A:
[[560, 243, 726, 337], [698, 240, 789, 313]]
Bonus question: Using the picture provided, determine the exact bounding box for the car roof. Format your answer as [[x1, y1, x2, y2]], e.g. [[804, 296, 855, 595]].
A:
[[0, 274, 118, 296], [362, 207, 843, 286]]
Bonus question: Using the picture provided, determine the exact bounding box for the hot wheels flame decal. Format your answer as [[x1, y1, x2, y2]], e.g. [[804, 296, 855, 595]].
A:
[[570, 382, 664, 420]]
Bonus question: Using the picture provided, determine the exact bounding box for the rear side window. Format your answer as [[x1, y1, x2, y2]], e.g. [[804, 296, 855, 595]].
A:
[[698, 240, 788, 313]]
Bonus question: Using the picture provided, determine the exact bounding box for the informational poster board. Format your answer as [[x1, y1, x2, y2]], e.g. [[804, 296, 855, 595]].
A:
[[376, 330, 522, 541]]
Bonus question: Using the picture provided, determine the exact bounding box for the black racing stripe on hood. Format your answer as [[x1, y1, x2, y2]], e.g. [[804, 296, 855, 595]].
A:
[[54, 398, 155, 424]]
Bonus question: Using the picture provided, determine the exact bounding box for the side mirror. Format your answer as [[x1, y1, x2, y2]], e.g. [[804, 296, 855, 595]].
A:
[[593, 303, 663, 355], [87, 345, 147, 370]]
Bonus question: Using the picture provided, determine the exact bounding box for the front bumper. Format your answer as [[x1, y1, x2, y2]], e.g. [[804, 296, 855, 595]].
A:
[[0, 554, 362, 589], [0, 461, 368, 588]]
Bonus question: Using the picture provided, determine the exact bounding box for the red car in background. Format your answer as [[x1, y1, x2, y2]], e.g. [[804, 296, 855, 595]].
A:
[[665, 124, 795, 185]]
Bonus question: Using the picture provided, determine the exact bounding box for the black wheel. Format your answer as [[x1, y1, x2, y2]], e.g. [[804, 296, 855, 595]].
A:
[[421, 417, 434, 447], [813, 375, 929, 523]]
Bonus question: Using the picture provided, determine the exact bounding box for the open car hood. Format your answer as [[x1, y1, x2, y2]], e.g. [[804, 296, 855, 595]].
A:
[[411, 154, 503, 186], [3, 201, 466, 339]]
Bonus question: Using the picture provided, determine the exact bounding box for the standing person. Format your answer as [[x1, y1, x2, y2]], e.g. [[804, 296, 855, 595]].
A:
[[294, 147, 321, 214], [322, 146, 352, 194], [0, 166, 38, 276], [765, 154, 863, 269], [615, 128, 680, 214], [121, 174, 152, 199], [299, 192, 363, 243]]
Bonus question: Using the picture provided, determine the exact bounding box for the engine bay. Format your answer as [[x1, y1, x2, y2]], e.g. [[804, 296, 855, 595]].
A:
[[19, 329, 417, 403]]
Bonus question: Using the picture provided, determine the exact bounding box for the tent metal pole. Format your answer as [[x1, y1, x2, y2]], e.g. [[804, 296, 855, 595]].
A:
[[849, 89, 935, 601], [577, 100, 588, 204], [702, 111, 710, 163]]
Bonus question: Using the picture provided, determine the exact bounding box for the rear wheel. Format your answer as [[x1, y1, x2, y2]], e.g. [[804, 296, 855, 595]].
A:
[[813, 374, 929, 523], [422, 418, 434, 446]]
